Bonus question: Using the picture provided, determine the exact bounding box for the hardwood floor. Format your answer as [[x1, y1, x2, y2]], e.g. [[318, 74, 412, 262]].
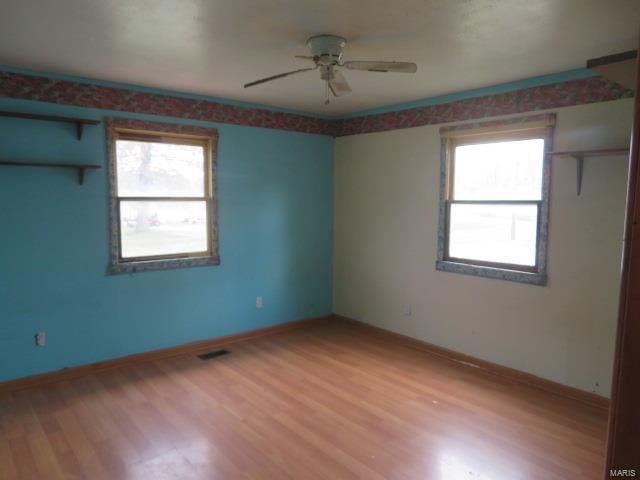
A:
[[0, 319, 608, 479]]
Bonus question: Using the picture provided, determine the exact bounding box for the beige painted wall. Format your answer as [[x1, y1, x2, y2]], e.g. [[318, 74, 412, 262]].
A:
[[333, 99, 634, 396]]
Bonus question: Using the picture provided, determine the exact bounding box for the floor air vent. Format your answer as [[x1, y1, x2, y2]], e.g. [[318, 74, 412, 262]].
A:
[[197, 349, 230, 360]]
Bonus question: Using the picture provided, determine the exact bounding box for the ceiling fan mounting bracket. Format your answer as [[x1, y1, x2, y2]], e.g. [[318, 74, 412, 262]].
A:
[[307, 35, 346, 65]]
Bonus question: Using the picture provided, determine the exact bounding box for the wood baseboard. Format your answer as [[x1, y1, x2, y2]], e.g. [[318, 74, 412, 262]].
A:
[[0, 315, 331, 394], [1, 313, 611, 411], [333, 314, 610, 411]]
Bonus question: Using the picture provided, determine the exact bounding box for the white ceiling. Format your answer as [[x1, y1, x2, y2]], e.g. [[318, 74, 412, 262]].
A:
[[0, 0, 638, 116]]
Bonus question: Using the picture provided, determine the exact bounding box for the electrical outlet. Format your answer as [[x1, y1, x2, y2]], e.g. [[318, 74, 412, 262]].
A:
[[403, 303, 412, 316], [35, 331, 46, 347], [256, 296, 263, 309]]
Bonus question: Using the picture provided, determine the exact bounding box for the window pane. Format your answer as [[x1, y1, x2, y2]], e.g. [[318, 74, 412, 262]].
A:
[[453, 139, 544, 200], [448, 203, 538, 266], [120, 201, 208, 258], [116, 140, 205, 197]]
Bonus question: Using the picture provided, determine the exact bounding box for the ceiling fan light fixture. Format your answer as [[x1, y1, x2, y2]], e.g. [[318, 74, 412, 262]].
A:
[[243, 34, 418, 102]]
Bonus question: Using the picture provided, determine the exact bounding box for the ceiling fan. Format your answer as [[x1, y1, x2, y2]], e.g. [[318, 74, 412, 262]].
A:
[[243, 34, 418, 104]]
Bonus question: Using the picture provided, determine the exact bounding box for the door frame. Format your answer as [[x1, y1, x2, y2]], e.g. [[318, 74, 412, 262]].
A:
[[605, 39, 640, 477]]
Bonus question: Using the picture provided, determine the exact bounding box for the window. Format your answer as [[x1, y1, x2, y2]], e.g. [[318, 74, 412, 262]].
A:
[[107, 119, 219, 273], [436, 114, 554, 285]]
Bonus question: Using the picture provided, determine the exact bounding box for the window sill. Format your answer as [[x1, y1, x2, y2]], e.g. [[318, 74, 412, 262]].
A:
[[109, 255, 220, 274], [435, 260, 546, 286]]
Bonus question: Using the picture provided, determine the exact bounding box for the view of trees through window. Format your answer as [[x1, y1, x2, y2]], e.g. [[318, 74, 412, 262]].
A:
[[115, 138, 210, 260]]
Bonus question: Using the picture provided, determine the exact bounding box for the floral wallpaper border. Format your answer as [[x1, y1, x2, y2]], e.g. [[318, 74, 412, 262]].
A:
[[334, 76, 632, 136], [0, 70, 336, 136], [0, 70, 633, 137]]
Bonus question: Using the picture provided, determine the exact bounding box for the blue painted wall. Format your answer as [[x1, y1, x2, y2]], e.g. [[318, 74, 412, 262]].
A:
[[0, 98, 334, 382]]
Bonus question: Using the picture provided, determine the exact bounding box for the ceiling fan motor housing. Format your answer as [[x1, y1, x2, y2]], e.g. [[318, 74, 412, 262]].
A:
[[307, 35, 346, 65]]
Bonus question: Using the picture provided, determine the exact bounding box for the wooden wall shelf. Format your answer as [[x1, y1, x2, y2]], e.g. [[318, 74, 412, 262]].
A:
[[0, 111, 100, 140], [0, 160, 101, 185], [548, 148, 630, 195]]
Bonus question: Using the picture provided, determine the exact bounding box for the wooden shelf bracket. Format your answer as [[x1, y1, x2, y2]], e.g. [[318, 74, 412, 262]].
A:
[[575, 154, 585, 196]]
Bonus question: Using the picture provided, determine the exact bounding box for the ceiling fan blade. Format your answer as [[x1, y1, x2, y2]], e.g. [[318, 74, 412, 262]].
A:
[[294, 55, 315, 61], [343, 61, 417, 73], [329, 70, 352, 97], [244, 67, 316, 88]]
